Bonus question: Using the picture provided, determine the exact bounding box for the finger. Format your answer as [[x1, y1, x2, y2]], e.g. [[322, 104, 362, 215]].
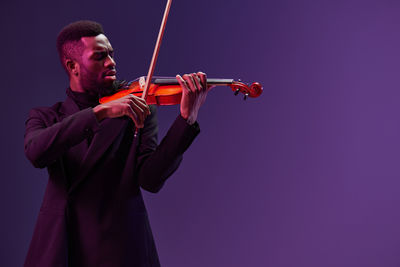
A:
[[197, 71, 208, 92], [126, 95, 151, 116], [184, 74, 198, 93], [125, 102, 143, 126], [133, 97, 151, 117], [176, 74, 191, 94], [128, 100, 146, 126], [123, 104, 142, 128], [192, 73, 203, 92], [126, 94, 146, 106]]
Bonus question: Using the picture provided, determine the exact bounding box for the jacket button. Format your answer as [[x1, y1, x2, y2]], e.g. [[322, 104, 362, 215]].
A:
[[85, 128, 93, 136]]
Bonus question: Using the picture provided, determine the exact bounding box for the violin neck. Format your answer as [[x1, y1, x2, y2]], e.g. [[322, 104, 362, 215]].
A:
[[153, 77, 234, 86]]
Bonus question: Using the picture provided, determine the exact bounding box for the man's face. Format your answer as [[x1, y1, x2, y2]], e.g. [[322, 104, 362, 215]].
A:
[[77, 34, 117, 95]]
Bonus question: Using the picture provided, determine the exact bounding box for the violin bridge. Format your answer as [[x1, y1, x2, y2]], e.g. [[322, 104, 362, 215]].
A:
[[139, 76, 146, 90]]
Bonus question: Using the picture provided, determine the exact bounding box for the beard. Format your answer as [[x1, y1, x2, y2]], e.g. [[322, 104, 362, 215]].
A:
[[79, 67, 118, 97]]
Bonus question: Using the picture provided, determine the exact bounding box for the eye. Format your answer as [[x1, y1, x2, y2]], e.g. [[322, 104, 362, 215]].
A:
[[94, 52, 107, 60], [109, 51, 114, 58]]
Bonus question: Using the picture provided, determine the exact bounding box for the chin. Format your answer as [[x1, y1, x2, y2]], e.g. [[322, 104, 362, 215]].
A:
[[99, 80, 119, 96]]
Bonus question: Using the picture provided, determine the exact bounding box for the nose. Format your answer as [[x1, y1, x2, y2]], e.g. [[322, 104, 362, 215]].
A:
[[105, 55, 116, 68]]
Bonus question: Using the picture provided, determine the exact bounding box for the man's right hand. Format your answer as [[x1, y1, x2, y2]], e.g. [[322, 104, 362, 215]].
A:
[[93, 94, 151, 128]]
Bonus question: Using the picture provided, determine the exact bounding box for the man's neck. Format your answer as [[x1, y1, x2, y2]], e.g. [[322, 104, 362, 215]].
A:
[[69, 77, 86, 94]]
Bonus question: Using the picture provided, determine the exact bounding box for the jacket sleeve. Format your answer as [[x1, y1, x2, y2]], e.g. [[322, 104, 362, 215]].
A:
[[24, 107, 100, 169], [136, 105, 200, 193]]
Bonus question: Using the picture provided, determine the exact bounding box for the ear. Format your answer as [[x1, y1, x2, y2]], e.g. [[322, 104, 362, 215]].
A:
[[66, 59, 79, 77]]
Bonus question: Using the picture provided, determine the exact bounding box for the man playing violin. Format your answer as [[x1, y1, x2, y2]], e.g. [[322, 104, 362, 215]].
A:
[[24, 20, 209, 267]]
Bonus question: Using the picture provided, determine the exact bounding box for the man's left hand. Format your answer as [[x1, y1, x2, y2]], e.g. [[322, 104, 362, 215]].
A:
[[176, 72, 211, 125]]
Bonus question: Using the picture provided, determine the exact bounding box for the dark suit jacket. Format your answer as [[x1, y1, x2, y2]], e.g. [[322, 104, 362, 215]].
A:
[[24, 95, 200, 267]]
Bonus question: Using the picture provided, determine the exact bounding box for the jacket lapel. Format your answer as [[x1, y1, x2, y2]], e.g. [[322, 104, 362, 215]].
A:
[[68, 117, 128, 194], [59, 95, 130, 194]]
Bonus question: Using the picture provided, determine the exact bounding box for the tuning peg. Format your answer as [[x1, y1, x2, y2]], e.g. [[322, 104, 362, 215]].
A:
[[234, 88, 240, 96], [243, 93, 249, 100]]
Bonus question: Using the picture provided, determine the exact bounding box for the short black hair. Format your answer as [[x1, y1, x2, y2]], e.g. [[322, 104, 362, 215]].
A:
[[56, 20, 105, 73]]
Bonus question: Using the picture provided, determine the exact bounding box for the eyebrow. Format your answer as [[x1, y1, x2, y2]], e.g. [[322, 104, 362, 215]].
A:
[[92, 48, 113, 52], [90, 49, 114, 57]]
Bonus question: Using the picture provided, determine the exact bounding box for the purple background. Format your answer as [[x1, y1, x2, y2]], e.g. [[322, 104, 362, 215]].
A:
[[2, 0, 400, 266]]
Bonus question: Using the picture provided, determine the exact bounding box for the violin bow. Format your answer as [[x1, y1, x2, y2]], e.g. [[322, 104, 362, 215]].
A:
[[141, 0, 173, 100]]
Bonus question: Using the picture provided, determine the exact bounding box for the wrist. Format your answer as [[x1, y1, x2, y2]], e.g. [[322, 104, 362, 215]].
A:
[[93, 105, 107, 122], [180, 113, 196, 125]]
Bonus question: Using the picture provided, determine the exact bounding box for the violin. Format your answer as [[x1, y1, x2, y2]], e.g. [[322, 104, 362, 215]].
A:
[[99, 77, 263, 105], [102, 0, 262, 108]]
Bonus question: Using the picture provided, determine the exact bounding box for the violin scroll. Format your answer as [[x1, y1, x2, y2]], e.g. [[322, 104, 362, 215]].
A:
[[230, 81, 263, 100]]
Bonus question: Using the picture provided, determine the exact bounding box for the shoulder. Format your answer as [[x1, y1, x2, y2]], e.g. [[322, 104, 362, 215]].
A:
[[28, 102, 64, 122]]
